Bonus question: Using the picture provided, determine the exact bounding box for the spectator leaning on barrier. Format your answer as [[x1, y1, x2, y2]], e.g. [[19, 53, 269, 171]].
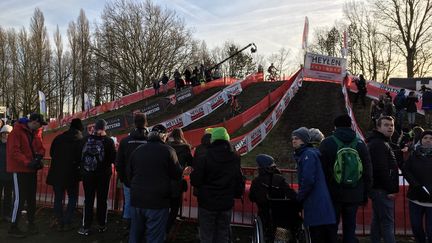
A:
[[115, 113, 148, 233], [127, 124, 182, 243], [78, 119, 117, 236], [402, 130, 432, 243], [292, 127, 337, 243], [0, 125, 13, 223], [46, 118, 84, 232], [190, 127, 244, 243], [366, 116, 399, 243], [7, 113, 47, 238], [319, 114, 373, 243]]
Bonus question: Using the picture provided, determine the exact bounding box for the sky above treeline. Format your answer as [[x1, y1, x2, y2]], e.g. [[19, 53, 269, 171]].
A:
[[0, 0, 348, 56]]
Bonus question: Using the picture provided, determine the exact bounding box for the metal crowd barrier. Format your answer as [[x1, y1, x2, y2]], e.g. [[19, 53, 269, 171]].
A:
[[35, 164, 412, 236]]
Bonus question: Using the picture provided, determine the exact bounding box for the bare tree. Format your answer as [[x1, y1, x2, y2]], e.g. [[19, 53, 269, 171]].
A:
[[93, 0, 195, 97], [374, 0, 432, 77]]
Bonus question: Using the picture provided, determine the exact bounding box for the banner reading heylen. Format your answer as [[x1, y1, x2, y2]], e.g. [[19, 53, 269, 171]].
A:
[[304, 52, 347, 82]]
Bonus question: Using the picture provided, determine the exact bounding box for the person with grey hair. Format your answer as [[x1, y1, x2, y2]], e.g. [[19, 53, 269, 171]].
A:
[[309, 128, 324, 148], [292, 127, 337, 243]]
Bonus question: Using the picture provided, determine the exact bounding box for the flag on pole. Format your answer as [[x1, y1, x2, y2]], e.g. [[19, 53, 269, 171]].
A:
[[38, 91, 46, 116], [342, 30, 348, 57], [302, 16, 309, 50], [84, 93, 92, 111]]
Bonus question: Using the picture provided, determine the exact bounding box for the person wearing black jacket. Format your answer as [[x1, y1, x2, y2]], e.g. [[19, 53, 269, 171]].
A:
[[319, 114, 373, 243], [366, 116, 399, 243], [115, 113, 148, 231], [46, 118, 84, 231], [249, 154, 297, 242], [127, 124, 182, 243], [402, 130, 432, 243], [190, 127, 243, 243], [78, 119, 116, 236]]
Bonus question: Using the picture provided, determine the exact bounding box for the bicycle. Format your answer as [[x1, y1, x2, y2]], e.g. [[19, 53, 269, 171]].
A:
[[266, 72, 280, 82]]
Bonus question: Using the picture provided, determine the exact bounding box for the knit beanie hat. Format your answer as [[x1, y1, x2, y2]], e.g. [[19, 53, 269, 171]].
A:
[[210, 127, 230, 143], [420, 130, 432, 140], [95, 119, 107, 131], [292, 127, 311, 144], [334, 114, 352, 128], [70, 118, 84, 131], [309, 128, 324, 144], [256, 154, 276, 168]]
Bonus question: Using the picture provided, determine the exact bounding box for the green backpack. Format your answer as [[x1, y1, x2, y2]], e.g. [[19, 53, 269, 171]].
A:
[[332, 136, 363, 187]]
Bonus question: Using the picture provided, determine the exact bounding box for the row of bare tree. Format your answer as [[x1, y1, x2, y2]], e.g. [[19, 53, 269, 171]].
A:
[[1, 0, 286, 120], [309, 0, 432, 82]]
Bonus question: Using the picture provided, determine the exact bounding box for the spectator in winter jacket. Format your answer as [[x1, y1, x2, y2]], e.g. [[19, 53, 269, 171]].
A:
[[166, 128, 192, 235], [127, 124, 182, 243], [319, 114, 373, 243], [193, 132, 212, 167], [0, 125, 13, 223], [161, 73, 169, 93], [78, 119, 117, 236], [292, 127, 337, 243], [367, 116, 399, 243], [115, 113, 148, 231], [249, 154, 297, 242], [406, 91, 419, 127], [46, 118, 84, 231], [353, 74, 367, 107], [402, 130, 432, 243], [394, 89, 407, 131], [190, 127, 243, 243], [7, 113, 47, 238]]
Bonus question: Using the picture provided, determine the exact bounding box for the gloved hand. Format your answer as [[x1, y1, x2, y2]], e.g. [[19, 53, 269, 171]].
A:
[[28, 155, 43, 170]]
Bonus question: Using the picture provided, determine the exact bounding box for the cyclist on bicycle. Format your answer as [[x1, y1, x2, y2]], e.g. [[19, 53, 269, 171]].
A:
[[229, 94, 241, 117], [267, 63, 278, 81]]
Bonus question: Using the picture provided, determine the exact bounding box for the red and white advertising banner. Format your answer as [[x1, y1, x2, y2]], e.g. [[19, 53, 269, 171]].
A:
[[232, 72, 302, 155], [160, 81, 244, 132], [304, 52, 347, 82]]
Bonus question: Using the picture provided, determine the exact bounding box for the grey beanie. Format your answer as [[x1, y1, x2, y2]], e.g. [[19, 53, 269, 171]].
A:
[[292, 127, 311, 144]]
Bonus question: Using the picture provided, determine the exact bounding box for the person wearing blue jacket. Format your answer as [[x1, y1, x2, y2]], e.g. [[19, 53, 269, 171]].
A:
[[292, 127, 337, 243]]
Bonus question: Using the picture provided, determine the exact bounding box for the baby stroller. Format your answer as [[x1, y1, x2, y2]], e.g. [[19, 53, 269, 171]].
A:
[[253, 197, 310, 243]]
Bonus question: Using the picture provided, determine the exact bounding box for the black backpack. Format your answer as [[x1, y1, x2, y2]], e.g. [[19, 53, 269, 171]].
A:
[[81, 137, 104, 172]]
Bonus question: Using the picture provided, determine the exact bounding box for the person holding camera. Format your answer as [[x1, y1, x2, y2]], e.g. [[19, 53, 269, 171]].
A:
[[6, 113, 47, 238]]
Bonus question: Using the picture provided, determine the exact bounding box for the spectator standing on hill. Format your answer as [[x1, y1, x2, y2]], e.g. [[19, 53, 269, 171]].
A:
[[353, 74, 367, 107], [115, 113, 148, 233], [394, 89, 407, 131], [402, 130, 432, 243], [161, 73, 169, 93], [367, 116, 399, 243], [127, 124, 182, 243], [183, 68, 192, 85], [166, 128, 192, 235], [7, 113, 47, 238], [153, 79, 160, 95], [190, 127, 244, 243], [370, 100, 383, 129], [319, 114, 373, 243], [174, 69, 183, 91], [421, 85, 432, 128], [0, 125, 13, 223], [78, 119, 117, 236], [46, 118, 84, 231], [292, 127, 337, 243], [192, 66, 200, 86], [249, 154, 297, 242], [406, 91, 419, 127]]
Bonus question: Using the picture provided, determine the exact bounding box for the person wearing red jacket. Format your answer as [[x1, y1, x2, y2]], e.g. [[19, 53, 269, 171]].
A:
[[6, 114, 47, 238]]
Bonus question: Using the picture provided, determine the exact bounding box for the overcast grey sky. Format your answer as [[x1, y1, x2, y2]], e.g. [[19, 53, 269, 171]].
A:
[[0, 0, 347, 56]]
